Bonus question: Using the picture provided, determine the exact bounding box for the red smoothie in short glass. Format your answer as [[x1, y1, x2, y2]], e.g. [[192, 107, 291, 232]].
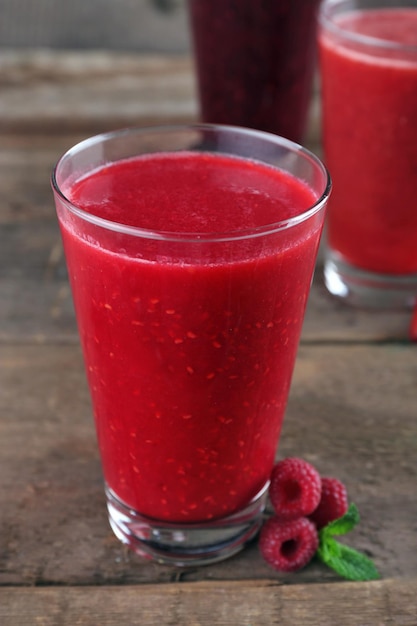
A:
[[187, 0, 321, 142], [319, 8, 417, 275], [59, 151, 323, 523]]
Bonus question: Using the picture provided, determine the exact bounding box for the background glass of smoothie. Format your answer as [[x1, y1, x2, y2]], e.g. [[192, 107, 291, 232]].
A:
[[319, 0, 417, 309], [51, 124, 330, 566], [187, 0, 321, 143]]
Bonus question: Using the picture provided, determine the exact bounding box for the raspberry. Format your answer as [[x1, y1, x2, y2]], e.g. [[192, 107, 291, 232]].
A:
[[309, 477, 349, 529], [259, 516, 318, 572], [269, 457, 322, 520]]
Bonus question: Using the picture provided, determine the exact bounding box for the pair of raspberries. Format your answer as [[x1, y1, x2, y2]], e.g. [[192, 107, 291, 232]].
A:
[[259, 458, 348, 572]]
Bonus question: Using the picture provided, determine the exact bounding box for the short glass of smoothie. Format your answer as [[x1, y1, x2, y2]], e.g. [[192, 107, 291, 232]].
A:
[[187, 0, 321, 143], [319, 0, 417, 309], [51, 124, 330, 566]]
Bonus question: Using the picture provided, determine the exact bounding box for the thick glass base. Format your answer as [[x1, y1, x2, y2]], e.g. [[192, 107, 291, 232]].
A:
[[106, 483, 268, 566], [324, 250, 417, 310]]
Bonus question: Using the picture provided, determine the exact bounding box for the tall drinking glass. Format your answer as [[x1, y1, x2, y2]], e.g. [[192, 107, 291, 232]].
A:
[[187, 0, 321, 143], [52, 124, 330, 565], [319, 0, 417, 308]]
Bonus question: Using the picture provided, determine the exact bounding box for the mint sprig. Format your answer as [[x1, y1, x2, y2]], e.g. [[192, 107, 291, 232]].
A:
[[317, 504, 380, 581]]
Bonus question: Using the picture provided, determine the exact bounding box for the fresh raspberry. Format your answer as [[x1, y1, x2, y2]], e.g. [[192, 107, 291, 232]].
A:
[[259, 516, 318, 572], [269, 457, 322, 520], [309, 477, 349, 529]]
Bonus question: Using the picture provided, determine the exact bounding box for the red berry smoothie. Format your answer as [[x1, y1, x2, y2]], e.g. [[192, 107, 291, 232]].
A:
[[319, 7, 417, 276], [58, 150, 324, 524], [187, 0, 321, 142]]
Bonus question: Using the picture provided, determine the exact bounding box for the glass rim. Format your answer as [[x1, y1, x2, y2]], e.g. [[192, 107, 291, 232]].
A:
[[319, 0, 417, 54], [51, 123, 331, 244]]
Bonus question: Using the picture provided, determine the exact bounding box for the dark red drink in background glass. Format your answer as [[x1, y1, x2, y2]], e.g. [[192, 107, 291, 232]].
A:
[[187, 0, 321, 143]]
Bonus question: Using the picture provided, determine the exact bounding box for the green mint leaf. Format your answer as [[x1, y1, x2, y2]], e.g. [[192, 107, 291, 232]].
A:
[[317, 504, 379, 581], [318, 536, 379, 581], [321, 503, 360, 538]]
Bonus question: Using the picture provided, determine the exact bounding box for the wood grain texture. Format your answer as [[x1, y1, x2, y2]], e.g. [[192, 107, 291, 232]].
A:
[[1, 578, 416, 626], [0, 49, 322, 143], [0, 52, 198, 134]]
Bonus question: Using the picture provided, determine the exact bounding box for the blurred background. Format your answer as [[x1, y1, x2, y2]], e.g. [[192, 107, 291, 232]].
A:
[[0, 0, 191, 52]]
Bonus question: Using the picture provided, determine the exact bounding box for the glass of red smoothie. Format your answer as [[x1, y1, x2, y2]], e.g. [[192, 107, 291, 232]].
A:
[[319, 0, 417, 309], [187, 0, 321, 143], [51, 124, 330, 566]]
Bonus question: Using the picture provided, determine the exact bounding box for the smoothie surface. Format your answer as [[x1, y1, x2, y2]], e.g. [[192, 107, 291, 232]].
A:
[[67, 151, 316, 234]]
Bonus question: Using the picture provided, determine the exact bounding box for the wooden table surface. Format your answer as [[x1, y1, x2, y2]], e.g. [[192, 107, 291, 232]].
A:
[[0, 50, 416, 626]]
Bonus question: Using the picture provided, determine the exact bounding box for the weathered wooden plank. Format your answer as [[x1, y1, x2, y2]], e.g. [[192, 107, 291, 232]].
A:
[[0, 52, 198, 134], [0, 343, 415, 586], [0, 578, 416, 626], [0, 50, 321, 146]]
